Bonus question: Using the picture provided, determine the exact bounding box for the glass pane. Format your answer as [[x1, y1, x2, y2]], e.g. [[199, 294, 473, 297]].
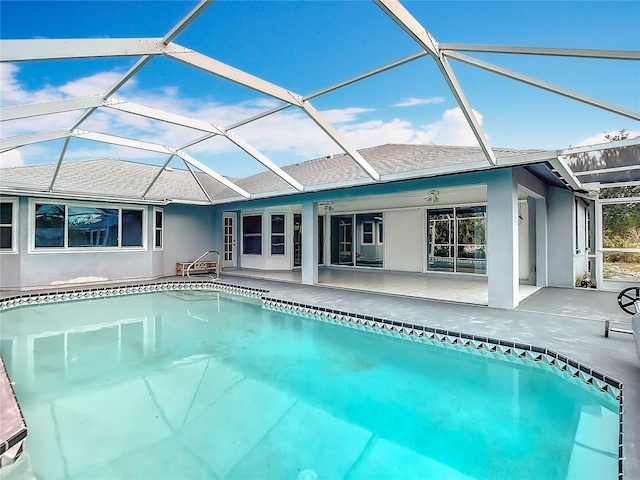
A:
[[602, 202, 640, 249], [456, 246, 487, 274], [243, 215, 262, 255], [456, 206, 486, 274], [271, 214, 285, 234], [155, 210, 163, 229], [603, 252, 640, 281], [0, 226, 11, 249], [35, 203, 65, 248], [271, 238, 285, 255], [271, 215, 285, 256], [318, 216, 324, 265], [427, 208, 454, 272], [293, 214, 302, 267], [356, 213, 382, 267], [122, 210, 143, 247], [243, 215, 262, 235], [243, 236, 262, 255], [68, 207, 118, 247], [331, 215, 353, 265], [155, 230, 162, 248], [0, 202, 12, 224]]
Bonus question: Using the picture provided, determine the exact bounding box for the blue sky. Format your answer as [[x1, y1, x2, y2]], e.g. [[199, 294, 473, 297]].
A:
[[1, 0, 639, 177]]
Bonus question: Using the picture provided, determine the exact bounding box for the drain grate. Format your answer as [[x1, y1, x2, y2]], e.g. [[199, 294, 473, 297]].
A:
[[297, 469, 318, 480]]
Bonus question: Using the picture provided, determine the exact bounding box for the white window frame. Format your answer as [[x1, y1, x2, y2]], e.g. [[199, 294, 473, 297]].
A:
[[426, 204, 488, 276], [269, 213, 286, 256], [28, 199, 147, 253], [361, 221, 374, 245], [153, 207, 164, 251], [0, 197, 18, 254], [242, 213, 263, 256]]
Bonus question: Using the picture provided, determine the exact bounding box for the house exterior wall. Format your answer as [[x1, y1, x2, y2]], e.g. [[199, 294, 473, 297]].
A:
[[2, 165, 583, 306], [0, 198, 217, 290], [0, 198, 160, 290], [547, 186, 576, 288], [384, 208, 424, 272], [163, 204, 216, 276]]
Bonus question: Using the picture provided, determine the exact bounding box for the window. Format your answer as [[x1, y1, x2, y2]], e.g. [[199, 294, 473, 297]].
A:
[[68, 207, 118, 247], [122, 209, 144, 247], [154, 209, 163, 249], [0, 199, 17, 252], [427, 206, 486, 274], [361, 222, 374, 244], [270, 214, 285, 255], [35, 203, 65, 248], [330, 213, 383, 268], [243, 215, 262, 255], [33, 201, 145, 250]]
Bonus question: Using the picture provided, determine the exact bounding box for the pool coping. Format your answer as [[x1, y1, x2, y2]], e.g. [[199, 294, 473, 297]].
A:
[[0, 280, 626, 478]]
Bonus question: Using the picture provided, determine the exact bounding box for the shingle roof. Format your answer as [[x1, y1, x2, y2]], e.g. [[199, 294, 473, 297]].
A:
[[212, 144, 545, 201], [0, 144, 545, 204]]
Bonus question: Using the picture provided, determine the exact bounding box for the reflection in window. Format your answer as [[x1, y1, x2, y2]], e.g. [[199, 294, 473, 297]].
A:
[[122, 209, 143, 247], [331, 215, 353, 265], [293, 214, 302, 267], [68, 207, 118, 247], [0, 201, 14, 250], [154, 209, 163, 249], [428, 206, 486, 274], [271, 214, 285, 255], [35, 203, 146, 249], [356, 213, 383, 267], [243, 215, 262, 255], [35, 203, 65, 248], [330, 213, 383, 268]]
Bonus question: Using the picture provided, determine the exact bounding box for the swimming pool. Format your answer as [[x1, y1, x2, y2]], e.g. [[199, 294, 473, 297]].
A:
[[0, 284, 621, 479]]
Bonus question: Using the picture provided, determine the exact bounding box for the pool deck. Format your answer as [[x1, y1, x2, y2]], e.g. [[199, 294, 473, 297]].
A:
[[1, 274, 638, 477]]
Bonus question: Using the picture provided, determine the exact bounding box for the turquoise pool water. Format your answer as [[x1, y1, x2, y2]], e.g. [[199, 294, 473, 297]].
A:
[[0, 290, 619, 480]]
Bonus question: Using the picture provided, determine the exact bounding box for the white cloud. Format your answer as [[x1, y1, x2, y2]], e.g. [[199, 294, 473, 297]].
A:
[[0, 150, 24, 168], [415, 107, 483, 146], [393, 97, 445, 107], [1, 65, 484, 173], [58, 71, 132, 97]]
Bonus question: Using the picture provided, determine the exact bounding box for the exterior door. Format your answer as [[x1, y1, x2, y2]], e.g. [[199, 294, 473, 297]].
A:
[[222, 213, 237, 268]]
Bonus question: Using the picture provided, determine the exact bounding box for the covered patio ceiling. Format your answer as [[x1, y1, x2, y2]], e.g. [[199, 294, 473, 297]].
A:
[[1, 0, 639, 203]]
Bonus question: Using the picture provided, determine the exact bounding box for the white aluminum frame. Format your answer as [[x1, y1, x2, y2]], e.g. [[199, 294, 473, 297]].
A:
[[1, 0, 638, 203]]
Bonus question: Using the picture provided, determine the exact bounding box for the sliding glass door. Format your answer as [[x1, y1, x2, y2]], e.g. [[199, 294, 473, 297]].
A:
[[331, 215, 353, 265], [427, 206, 486, 274]]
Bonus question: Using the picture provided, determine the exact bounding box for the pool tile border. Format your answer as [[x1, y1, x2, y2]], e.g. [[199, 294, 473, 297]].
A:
[[0, 281, 626, 478], [0, 281, 267, 311]]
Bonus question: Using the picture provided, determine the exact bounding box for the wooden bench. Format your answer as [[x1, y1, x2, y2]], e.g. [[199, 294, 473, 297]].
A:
[[176, 260, 219, 277]]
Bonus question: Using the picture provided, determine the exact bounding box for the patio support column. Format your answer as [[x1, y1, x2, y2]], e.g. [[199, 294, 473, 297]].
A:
[[547, 187, 575, 287], [301, 200, 318, 285], [535, 197, 548, 287], [487, 169, 519, 308]]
